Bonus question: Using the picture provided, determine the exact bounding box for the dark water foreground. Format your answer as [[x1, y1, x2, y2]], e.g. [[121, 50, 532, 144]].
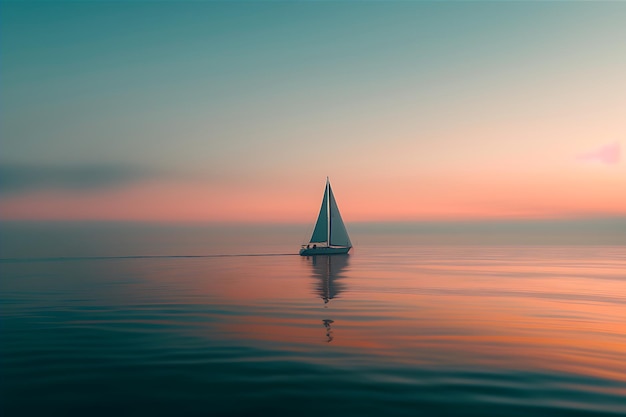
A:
[[1, 245, 625, 416]]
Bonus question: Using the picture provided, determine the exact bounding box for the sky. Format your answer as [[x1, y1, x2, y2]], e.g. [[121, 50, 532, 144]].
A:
[[1, 1, 625, 223]]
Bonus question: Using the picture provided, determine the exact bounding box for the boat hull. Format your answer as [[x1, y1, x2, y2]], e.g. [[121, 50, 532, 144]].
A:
[[299, 246, 351, 256]]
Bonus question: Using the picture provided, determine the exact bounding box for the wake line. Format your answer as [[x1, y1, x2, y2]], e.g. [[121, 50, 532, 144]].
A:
[[0, 253, 299, 263]]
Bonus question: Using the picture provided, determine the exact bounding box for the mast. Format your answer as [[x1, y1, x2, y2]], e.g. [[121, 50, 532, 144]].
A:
[[326, 177, 331, 247]]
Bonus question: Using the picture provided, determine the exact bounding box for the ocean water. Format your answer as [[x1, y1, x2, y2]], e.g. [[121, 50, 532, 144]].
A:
[[1, 223, 625, 416]]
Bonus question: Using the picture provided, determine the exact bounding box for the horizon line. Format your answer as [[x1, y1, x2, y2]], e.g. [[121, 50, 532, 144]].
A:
[[1, 216, 625, 226]]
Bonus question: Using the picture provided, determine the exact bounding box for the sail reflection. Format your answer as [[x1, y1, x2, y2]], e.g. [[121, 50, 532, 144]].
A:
[[306, 254, 350, 342], [308, 254, 349, 304]]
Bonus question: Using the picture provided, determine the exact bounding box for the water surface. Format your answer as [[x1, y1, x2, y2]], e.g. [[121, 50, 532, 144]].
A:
[[1, 227, 625, 416]]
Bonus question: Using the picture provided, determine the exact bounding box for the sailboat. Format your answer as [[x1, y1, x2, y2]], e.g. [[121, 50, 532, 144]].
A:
[[300, 178, 352, 256]]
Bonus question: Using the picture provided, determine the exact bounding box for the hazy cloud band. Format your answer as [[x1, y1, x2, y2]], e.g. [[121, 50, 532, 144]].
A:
[[0, 163, 158, 195]]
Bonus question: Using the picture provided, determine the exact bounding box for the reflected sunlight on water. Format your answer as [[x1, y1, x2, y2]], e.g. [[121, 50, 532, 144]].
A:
[[1, 240, 625, 416]]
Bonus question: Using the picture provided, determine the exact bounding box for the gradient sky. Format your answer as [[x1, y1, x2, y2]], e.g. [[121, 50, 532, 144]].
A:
[[1, 1, 625, 222]]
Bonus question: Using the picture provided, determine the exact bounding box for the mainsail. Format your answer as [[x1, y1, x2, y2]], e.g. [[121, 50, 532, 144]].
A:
[[328, 185, 351, 247], [308, 178, 351, 247]]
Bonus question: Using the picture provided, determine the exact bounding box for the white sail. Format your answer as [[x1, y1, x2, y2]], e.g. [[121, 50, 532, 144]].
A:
[[309, 184, 328, 243], [328, 185, 351, 247]]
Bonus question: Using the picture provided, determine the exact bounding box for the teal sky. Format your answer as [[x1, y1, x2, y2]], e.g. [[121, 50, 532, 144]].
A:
[[1, 1, 625, 222]]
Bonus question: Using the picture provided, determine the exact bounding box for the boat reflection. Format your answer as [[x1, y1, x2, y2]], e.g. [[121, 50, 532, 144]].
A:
[[306, 254, 350, 342], [308, 254, 349, 304]]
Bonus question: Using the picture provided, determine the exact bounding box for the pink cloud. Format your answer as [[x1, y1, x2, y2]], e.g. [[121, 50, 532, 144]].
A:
[[578, 142, 621, 165]]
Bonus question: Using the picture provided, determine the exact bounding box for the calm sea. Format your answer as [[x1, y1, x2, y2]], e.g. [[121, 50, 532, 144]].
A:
[[1, 222, 625, 416]]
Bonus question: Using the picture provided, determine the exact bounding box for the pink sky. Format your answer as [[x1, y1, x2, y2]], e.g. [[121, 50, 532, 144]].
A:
[[578, 142, 621, 165], [2, 162, 624, 223]]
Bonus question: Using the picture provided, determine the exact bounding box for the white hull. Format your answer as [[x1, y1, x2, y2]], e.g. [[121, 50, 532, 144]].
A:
[[299, 246, 351, 256]]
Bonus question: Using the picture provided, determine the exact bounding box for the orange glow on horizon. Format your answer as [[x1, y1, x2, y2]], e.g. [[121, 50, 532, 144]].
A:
[[1, 169, 624, 223]]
